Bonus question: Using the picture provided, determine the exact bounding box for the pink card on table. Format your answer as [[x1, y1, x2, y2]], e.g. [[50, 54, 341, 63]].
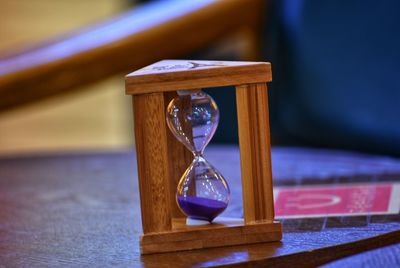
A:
[[274, 183, 400, 219]]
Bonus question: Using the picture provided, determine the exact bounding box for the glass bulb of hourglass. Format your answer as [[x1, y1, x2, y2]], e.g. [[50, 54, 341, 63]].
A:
[[166, 90, 230, 222]]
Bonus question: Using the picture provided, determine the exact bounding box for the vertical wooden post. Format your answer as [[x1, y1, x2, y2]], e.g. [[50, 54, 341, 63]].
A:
[[163, 92, 193, 219], [133, 93, 172, 233], [235, 83, 274, 224]]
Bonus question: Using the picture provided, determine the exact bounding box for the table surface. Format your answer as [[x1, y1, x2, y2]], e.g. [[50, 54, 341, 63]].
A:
[[0, 145, 399, 267]]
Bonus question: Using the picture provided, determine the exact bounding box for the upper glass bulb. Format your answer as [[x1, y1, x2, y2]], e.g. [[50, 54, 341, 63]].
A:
[[166, 90, 219, 155]]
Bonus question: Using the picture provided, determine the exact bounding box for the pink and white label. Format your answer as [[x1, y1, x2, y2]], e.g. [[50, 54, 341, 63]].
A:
[[274, 183, 400, 218]]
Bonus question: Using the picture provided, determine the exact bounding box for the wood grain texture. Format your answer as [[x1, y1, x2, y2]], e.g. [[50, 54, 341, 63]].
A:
[[322, 242, 400, 268], [125, 60, 272, 94], [0, 0, 263, 111], [133, 93, 171, 233], [236, 83, 275, 224], [0, 146, 399, 267], [163, 91, 193, 218], [141, 219, 281, 254], [226, 230, 400, 267]]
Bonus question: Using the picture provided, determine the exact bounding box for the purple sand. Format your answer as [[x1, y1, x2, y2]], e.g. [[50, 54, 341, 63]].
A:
[[177, 196, 227, 222]]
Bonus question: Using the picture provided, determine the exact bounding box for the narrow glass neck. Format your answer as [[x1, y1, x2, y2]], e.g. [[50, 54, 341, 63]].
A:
[[193, 151, 205, 158]]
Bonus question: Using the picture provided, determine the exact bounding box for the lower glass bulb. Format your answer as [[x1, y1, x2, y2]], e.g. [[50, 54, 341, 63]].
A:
[[176, 156, 230, 222]]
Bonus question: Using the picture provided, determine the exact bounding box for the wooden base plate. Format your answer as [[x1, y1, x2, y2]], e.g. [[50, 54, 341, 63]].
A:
[[140, 218, 282, 254]]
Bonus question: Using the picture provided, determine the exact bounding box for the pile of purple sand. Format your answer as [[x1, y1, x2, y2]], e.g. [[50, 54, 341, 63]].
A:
[[177, 196, 227, 222]]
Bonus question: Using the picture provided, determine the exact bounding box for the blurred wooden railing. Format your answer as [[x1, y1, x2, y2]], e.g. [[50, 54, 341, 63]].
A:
[[0, 0, 264, 112]]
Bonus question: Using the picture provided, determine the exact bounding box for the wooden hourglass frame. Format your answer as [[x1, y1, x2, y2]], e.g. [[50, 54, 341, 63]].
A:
[[125, 60, 282, 254]]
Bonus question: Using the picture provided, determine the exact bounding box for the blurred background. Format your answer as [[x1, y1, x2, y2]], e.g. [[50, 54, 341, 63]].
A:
[[0, 0, 132, 153], [1, 0, 399, 156]]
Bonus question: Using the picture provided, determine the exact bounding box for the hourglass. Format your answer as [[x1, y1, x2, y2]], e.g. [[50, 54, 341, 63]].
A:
[[166, 90, 229, 223], [126, 60, 282, 254]]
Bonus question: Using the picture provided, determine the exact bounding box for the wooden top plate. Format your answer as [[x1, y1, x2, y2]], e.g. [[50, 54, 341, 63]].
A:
[[125, 60, 272, 94]]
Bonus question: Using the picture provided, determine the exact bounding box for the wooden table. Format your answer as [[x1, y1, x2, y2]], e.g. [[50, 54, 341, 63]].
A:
[[0, 146, 399, 267]]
